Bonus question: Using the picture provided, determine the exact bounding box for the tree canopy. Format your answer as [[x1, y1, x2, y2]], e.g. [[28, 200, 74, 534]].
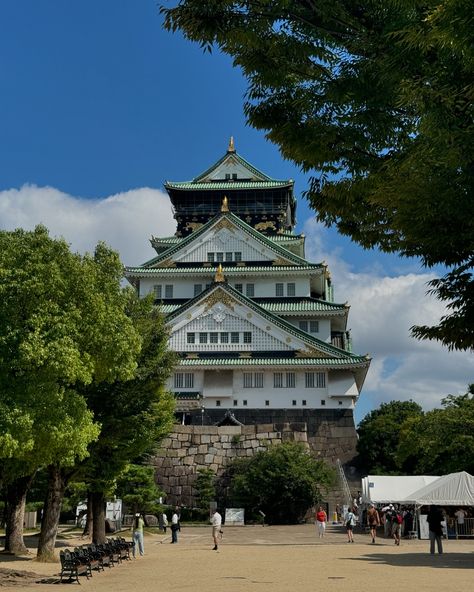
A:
[[227, 441, 335, 524], [356, 400, 424, 474], [162, 0, 474, 351]]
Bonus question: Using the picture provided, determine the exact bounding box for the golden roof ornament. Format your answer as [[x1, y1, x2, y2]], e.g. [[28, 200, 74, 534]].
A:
[[221, 195, 229, 212], [214, 263, 225, 283], [227, 136, 235, 153]]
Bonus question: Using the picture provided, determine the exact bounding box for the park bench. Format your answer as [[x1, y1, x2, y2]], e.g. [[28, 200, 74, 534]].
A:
[[74, 546, 101, 573], [59, 549, 90, 583], [88, 543, 112, 568]]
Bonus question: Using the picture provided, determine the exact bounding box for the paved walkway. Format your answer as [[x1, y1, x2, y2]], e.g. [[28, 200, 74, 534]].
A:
[[1, 524, 473, 591]]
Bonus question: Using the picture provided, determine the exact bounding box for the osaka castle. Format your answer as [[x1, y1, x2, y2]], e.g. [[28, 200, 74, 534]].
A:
[[124, 138, 370, 430]]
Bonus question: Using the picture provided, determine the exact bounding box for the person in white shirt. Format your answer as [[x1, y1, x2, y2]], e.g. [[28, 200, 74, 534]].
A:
[[171, 508, 180, 543], [454, 508, 467, 525], [211, 509, 222, 551]]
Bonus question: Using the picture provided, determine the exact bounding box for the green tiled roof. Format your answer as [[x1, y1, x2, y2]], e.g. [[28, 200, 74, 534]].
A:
[[174, 391, 201, 400], [157, 298, 346, 316], [166, 282, 364, 361], [125, 264, 323, 276], [177, 357, 367, 368], [127, 211, 318, 270], [165, 180, 291, 191]]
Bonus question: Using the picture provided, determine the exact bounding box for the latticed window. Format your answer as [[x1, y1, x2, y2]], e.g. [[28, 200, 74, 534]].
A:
[[234, 252, 242, 262], [243, 332, 252, 344], [165, 284, 173, 298], [225, 252, 233, 262], [310, 320, 319, 333], [243, 373, 252, 388], [246, 284, 255, 297], [274, 372, 283, 388], [194, 284, 202, 296], [153, 285, 162, 299], [299, 320, 308, 332], [254, 373, 264, 388], [286, 372, 296, 388], [276, 283, 284, 297], [220, 332, 229, 343], [216, 252, 224, 262], [207, 252, 215, 262], [305, 372, 326, 388], [187, 333, 195, 344], [174, 373, 194, 389], [287, 283, 296, 296], [235, 283, 243, 293], [199, 332, 208, 344], [231, 332, 240, 343], [210, 332, 218, 344], [243, 372, 264, 388]]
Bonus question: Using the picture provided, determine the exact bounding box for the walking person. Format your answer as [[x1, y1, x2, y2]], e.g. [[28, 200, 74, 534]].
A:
[[427, 505, 444, 555], [391, 506, 403, 546], [171, 507, 180, 544], [131, 513, 145, 557], [211, 509, 222, 550], [315, 506, 328, 538], [345, 507, 357, 543], [162, 512, 168, 534], [367, 503, 380, 544]]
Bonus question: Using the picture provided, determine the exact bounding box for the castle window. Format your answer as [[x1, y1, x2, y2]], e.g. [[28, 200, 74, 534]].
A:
[[174, 373, 194, 389], [153, 285, 162, 299], [292, 400, 297, 406], [302, 400, 307, 406], [310, 320, 319, 333], [243, 399, 247, 406], [216, 252, 224, 262], [194, 284, 202, 296], [210, 332, 218, 344], [199, 332, 208, 344], [234, 252, 242, 262], [275, 283, 284, 297], [231, 332, 240, 343], [233, 400, 238, 406], [246, 283, 255, 297], [220, 332, 229, 343], [235, 283, 243, 293], [338, 400, 343, 405], [165, 285, 173, 299], [305, 372, 326, 388], [321, 399, 326, 406], [243, 332, 252, 343], [207, 252, 215, 262], [286, 372, 296, 388], [287, 283, 296, 296], [216, 400, 221, 407], [187, 333, 195, 344], [225, 173, 230, 180], [232, 173, 237, 180], [243, 372, 263, 388], [265, 400, 270, 406], [274, 372, 283, 388], [225, 252, 233, 262], [299, 320, 308, 332]]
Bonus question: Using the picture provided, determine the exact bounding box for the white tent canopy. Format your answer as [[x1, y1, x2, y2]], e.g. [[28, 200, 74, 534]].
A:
[[401, 471, 474, 506], [361, 475, 439, 505]]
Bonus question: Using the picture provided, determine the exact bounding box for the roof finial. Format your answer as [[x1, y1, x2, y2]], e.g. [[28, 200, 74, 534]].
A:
[[214, 263, 225, 283], [227, 136, 235, 153], [221, 195, 229, 212]]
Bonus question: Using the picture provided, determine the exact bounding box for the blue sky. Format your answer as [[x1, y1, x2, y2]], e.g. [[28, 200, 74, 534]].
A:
[[1, 1, 472, 422]]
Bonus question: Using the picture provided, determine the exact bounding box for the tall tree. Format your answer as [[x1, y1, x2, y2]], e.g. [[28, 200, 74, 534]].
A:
[[356, 400, 424, 474], [161, 0, 474, 351], [78, 293, 176, 545], [398, 386, 474, 474], [0, 226, 141, 557], [115, 464, 164, 516]]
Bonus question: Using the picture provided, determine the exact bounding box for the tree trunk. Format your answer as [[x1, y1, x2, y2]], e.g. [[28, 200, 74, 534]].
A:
[[91, 491, 106, 545], [36, 464, 66, 561], [82, 491, 93, 538], [4, 475, 33, 555]]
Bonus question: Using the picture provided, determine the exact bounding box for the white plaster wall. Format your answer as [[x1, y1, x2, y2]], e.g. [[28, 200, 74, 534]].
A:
[[328, 371, 359, 398]]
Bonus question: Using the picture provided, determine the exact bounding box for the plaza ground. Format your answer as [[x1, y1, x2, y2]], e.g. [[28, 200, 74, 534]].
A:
[[0, 524, 473, 591]]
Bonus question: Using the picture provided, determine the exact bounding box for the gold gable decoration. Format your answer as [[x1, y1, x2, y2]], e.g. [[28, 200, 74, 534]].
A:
[[295, 347, 331, 359], [272, 257, 293, 266], [214, 218, 235, 232], [214, 263, 225, 283], [221, 196, 229, 212], [156, 258, 176, 268], [203, 288, 235, 312]]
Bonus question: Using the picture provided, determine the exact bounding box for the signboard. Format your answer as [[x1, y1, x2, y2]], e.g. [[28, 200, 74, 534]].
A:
[[225, 508, 245, 526]]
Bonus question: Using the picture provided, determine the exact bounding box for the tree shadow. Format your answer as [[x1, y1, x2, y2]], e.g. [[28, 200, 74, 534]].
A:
[[348, 551, 474, 570]]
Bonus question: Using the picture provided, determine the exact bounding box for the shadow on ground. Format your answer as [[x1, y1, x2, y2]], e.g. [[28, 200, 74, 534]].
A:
[[348, 552, 474, 570]]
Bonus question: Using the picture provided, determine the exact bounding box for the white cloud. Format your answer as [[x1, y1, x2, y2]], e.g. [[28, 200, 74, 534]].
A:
[[303, 218, 474, 416], [0, 185, 176, 265]]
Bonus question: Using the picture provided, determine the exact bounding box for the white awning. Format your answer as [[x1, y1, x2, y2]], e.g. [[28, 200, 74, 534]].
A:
[[401, 471, 474, 506], [361, 475, 440, 504]]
